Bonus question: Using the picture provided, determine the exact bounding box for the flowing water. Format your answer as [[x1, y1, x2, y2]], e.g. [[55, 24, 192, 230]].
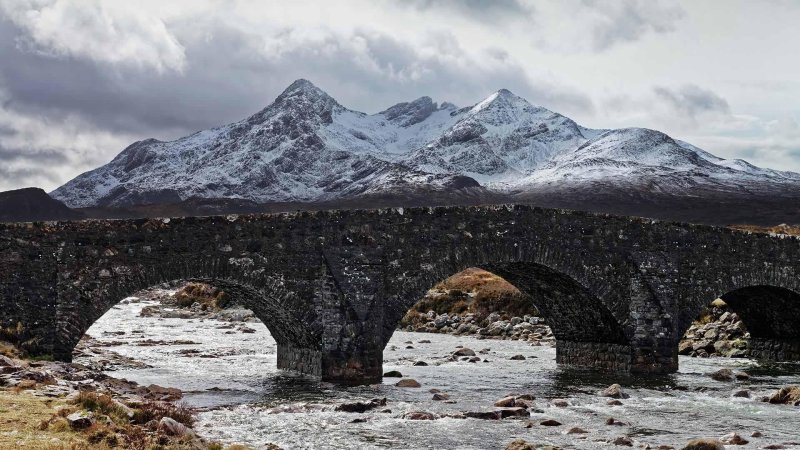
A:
[[81, 298, 800, 449]]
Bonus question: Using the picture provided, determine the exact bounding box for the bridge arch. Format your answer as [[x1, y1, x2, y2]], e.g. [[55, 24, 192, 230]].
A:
[[676, 267, 800, 362], [381, 241, 634, 372], [53, 258, 324, 375]]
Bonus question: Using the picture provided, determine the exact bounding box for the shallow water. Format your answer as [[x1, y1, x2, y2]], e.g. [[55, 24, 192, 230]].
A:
[[82, 298, 800, 449]]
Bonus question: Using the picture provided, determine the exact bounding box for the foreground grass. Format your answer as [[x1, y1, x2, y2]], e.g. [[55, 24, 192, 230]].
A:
[[0, 389, 89, 449], [0, 388, 256, 450]]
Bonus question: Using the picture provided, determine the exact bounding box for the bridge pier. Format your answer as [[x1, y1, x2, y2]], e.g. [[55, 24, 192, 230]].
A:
[[276, 344, 382, 384], [557, 341, 678, 374], [748, 338, 800, 361]]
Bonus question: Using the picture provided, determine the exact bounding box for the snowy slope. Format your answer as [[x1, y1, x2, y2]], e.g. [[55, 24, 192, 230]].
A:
[[51, 79, 800, 208]]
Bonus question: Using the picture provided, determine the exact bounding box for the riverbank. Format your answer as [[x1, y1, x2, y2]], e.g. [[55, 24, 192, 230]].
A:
[[0, 344, 256, 449]]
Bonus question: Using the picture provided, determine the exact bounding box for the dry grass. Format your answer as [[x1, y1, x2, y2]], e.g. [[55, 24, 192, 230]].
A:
[[730, 223, 800, 236], [402, 268, 538, 326], [0, 389, 92, 449], [173, 283, 229, 310], [130, 399, 195, 427], [434, 268, 520, 293]]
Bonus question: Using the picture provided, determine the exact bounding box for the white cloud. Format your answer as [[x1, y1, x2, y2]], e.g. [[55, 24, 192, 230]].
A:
[[0, 0, 186, 73]]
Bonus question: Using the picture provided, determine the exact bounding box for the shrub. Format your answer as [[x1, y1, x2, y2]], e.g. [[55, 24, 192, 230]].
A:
[[72, 391, 130, 425], [131, 400, 194, 427]]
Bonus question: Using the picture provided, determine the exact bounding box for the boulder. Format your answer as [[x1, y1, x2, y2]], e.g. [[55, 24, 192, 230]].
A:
[[509, 355, 526, 360], [403, 411, 436, 420], [719, 433, 748, 445], [766, 385, 800, 405], [567, 427, 588, 434], [494, 396, 516, 407], [335, 398, 387, 413], [732, 390, 750, 398], [464, 411, 502, 420], [143, 384, 182, 401], [709, 369, 733, 382], [506, 439, 536, 450], [611, 436, 633, 446], [67, 411, 94, 430], [599, 384, 629, 399], [413, 361, 428, 366], [432, 393, 449, 401], [0, 355, 16, 367], [499, 407, 530, 418], [551, 399, 569, 407], [383, 370, 403, 378], [395, 379, 421, 388], [158, 417, 194, 437], [540, 419, 562, 426], [681, 438, 726, 450], [453, 348, 476, 357]]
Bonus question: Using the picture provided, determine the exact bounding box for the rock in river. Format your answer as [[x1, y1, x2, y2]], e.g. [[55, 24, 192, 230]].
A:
[[765, 385, 800, 405], [395, 378, 421, 388], [335, 397, 387, 413], [599, 384, 629, 399], [720, 432, 748, 445], [453, 347, 476, 357], [506, 439, 536, 450], [681, 438, 726, 450], [404, 411, 436, 420]]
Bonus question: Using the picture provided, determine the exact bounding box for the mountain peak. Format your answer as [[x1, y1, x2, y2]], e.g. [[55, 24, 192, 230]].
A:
[[468, 87, 530, 117], [277, 78, 336, 101], [283, 78, 319, 93]]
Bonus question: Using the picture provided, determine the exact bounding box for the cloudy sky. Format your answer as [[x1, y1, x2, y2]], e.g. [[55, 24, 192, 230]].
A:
[[1, 0, 798, 192]]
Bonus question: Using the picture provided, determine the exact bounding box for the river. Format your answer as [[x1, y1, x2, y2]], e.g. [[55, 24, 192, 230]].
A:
[[77, 297, 800, 450]]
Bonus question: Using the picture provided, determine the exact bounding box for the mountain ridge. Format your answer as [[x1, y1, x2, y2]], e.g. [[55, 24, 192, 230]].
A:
[[50, 79, 800, 216]]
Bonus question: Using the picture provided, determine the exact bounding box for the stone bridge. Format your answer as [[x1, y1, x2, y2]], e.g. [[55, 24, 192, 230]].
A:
[[1, 205, 798, 384]]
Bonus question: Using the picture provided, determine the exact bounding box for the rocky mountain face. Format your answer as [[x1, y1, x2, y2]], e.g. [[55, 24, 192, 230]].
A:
[[49, 79, 800, 225]]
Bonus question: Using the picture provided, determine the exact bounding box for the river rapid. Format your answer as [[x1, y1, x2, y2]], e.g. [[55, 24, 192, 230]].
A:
[[78, 297, 800, 450]]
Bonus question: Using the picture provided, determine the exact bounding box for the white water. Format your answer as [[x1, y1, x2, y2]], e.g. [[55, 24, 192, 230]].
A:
[[81, 298, 800, 450]]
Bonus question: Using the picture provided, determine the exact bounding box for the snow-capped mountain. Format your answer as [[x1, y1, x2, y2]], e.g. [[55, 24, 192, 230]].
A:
[[51, 79, 800, 210]]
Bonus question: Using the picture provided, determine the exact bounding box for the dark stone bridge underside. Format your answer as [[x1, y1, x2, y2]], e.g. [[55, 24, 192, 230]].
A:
[[1, 205, 798, 384]]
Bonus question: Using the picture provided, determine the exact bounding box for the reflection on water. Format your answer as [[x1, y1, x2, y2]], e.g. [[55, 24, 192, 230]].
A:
[[81, 299, 800, 450]]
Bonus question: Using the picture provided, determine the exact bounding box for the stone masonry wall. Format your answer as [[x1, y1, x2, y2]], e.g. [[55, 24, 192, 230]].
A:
[[1, 204, 799, 383]]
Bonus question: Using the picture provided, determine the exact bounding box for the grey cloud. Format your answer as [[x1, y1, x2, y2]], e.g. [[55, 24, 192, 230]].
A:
[[0, 16, 593, 137], [402, 0, 534, 23], [0, 145, 69, 164], [586, 0, 684, 51], [653, 84, 731, 120]]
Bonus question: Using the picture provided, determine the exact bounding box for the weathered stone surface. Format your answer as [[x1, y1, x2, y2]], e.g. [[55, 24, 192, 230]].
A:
[[1, 204, 799, 385]]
